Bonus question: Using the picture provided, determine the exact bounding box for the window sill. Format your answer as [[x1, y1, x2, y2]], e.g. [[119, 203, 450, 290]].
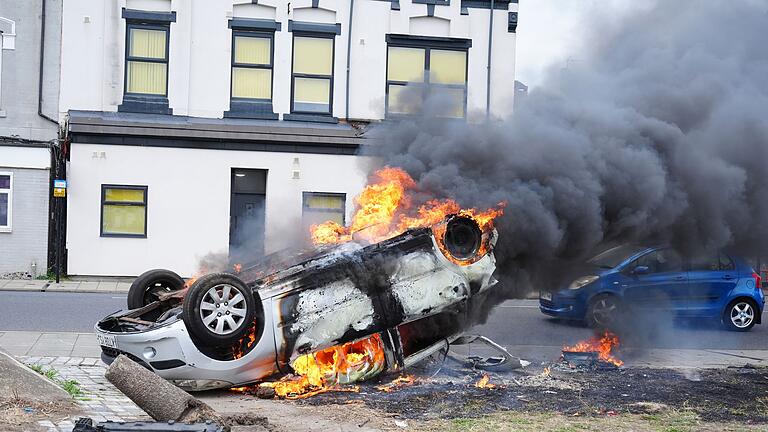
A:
[[224, 101, 279, 120], [118, 95, 172, 115], [100, 233, 147, 238], [283, 113, 338, 124], [0, 110, 6, 118]]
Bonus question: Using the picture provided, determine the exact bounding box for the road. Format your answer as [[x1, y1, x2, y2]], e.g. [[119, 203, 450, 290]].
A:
[[1, 291, 766, 360]]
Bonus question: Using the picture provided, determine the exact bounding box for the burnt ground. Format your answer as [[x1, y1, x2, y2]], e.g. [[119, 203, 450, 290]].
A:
[[291, 364, 768, 424]]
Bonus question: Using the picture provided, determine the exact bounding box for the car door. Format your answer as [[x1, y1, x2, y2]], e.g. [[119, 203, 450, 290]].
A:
[[620, 249, 687, 311], [685, 253, 739, 317]]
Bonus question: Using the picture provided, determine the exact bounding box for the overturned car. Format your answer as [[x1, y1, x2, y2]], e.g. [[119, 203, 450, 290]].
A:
[[95, 215, 499, 391]]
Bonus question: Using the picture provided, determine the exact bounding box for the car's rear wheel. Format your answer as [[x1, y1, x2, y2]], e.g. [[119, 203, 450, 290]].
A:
[[183, 273, 256, 346], [723, 299, 757, 332], [586, 295, 623, 329], [127, 269, 185, 309]]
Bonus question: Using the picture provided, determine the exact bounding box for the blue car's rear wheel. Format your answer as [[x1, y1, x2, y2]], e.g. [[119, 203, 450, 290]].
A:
[[586, 295, 623, 329], [723, 299, 757, 332]]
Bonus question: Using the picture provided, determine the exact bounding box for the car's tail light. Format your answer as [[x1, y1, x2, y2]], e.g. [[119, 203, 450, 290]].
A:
[[752, 272, 762, 290]]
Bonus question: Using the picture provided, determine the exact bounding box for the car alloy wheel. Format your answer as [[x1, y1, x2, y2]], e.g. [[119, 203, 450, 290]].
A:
[[199, 283, 248, 335], [730, 301, 755, 329], [590, 297, 619, 327]]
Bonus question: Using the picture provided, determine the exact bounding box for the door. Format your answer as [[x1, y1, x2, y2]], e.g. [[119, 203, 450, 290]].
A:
[[229, 169, 267, 264], [686, 253, 739, 317], [620, 249, 687, 311]]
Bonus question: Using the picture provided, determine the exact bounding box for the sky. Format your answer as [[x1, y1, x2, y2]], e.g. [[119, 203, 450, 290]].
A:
[[515, 0, 639, 88]]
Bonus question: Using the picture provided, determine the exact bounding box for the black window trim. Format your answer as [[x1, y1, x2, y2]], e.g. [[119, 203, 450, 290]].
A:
[[225, 29, 279, 120], [302, 191, 346, 226], [385, 35, 470, 119], [286, 21, 341, 123], [119, 19, 172, 115], [100, 184, 148, 238]]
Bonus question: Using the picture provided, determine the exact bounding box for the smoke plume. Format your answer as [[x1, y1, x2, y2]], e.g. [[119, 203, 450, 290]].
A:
[[365, 0, 768, 296]]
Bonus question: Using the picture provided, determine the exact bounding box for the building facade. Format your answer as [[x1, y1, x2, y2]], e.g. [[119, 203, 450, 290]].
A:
[[59, 0, 519, 277], [0, 0, 61, 276]]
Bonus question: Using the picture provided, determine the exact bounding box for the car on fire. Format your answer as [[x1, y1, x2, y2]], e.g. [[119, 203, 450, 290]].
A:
[[95, 215, 499, 391], [540, 245, 765, 331]]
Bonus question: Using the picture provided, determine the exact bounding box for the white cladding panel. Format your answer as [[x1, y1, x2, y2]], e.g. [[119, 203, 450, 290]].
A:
[[67, 144, 372, 276]]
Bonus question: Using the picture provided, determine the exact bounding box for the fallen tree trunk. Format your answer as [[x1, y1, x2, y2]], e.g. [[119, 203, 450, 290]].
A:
[[105, 355, 227, 428]]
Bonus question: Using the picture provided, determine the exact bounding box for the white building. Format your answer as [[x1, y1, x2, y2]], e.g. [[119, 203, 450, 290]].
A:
[[59, 0, 519, 277], [0, 0, 61, 277]]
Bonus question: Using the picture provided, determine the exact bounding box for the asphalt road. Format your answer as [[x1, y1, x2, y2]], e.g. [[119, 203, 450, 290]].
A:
[[1, 292, 766, 355]]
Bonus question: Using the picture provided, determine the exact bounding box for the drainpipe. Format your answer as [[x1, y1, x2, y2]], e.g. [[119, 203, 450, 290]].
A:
[[345, 0, 355, 121], [485, 0, 495, 120], [38, 0, 58, 125]]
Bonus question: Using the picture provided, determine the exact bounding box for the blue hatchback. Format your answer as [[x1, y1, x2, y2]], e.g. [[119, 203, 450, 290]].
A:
[[539, 245, 765, 331]]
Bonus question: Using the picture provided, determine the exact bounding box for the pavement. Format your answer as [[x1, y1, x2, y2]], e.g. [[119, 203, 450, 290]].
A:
[[0, 279, 132, 294]]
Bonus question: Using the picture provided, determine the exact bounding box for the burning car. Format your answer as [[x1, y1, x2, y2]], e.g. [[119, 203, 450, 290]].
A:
[[95, 169, 504, 392]]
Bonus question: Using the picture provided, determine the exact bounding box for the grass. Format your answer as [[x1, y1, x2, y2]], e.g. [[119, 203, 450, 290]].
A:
[[26, 365, 83, 398], [419, 410, 761, 432]]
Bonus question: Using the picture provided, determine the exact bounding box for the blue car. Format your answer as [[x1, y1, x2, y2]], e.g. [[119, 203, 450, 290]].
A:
[[539, 245, 765, 331]]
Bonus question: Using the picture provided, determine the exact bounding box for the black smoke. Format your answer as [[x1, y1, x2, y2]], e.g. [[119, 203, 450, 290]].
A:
[[364, 0, 768, 298]]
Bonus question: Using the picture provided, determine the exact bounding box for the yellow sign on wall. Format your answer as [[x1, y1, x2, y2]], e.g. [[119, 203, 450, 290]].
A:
[[53, 188, 66, 198]]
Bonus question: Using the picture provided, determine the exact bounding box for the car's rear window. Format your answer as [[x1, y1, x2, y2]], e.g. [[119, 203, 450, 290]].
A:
[[588, 245, 647, 269]]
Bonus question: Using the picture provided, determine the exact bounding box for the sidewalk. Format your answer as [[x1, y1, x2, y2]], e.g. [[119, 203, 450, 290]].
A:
[[0, 279, 132, 294], [0, 331, 101, 357]]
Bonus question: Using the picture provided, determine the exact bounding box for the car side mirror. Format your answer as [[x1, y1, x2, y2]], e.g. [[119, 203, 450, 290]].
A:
[[633, 265, 650, 275]]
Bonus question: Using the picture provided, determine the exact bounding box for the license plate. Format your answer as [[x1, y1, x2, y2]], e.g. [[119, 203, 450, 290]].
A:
[[96, 333, 118, 349], [540, 291, 552, 301]]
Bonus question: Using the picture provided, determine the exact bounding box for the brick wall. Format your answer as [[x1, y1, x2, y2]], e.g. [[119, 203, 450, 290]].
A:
[[0, 167, 50, 275]]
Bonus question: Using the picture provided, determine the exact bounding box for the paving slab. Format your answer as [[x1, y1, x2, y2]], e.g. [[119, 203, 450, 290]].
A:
[[47, 281, 84, 292], [0, 349, 75, 404], [1, 279, 48, 291]]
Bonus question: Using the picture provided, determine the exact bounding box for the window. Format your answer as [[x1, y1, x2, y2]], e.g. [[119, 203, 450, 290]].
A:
[[632, 249, 683, 274], [691, 253, 736, 272], [101, 185, 148, 237], [0, 173, 11, 232], [291, 35, 334, 115], [386, 38, 469, 118], [125, 24, 169, 96], [232, 33, 272, 101], [303, 192, 345, 228]]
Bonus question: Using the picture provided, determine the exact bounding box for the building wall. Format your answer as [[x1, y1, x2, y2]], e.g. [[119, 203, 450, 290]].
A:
[[0, 0, 61, 140], [0, 145, 50, 275], [67, 144, 372, 276], [59, 0, 518, 121]]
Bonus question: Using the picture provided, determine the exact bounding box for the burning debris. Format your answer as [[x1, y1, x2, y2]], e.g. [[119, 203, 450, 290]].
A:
[[562, 332, 623, 368], [473, 374, 497, 389], [375, 375, 417, 393]]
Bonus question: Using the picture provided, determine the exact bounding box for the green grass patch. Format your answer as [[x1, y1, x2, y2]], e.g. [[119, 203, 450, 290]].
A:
[[26, 364, 83, 397]]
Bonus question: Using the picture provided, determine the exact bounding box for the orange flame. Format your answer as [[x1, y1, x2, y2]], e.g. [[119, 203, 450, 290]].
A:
[[376, 375, 417, 393], [233, 263, 242, 273], [311, 167, 504, 246], [474, 374, 497, 389], [261, 334, 386, 399], [563, 331, 624, 367]]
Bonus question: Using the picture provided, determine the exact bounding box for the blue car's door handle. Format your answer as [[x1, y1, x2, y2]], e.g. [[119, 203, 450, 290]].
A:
[[722, 275, 735, 280], [673, 276, 685, 281]]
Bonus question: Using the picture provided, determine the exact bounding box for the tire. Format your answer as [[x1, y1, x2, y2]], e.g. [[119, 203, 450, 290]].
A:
[[127, 269, 185, 309], [722, 299, 757, 332], [585, 294, 623, 330], [182, 273, 256, 346]]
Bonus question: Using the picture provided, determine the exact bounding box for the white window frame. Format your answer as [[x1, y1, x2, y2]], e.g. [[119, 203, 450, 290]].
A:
[[0, 17, 17, 117], [0, 171, 12, 232]]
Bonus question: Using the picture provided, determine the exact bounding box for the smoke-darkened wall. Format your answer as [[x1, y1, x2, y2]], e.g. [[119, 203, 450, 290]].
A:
[[365, 0, 768, 297]]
